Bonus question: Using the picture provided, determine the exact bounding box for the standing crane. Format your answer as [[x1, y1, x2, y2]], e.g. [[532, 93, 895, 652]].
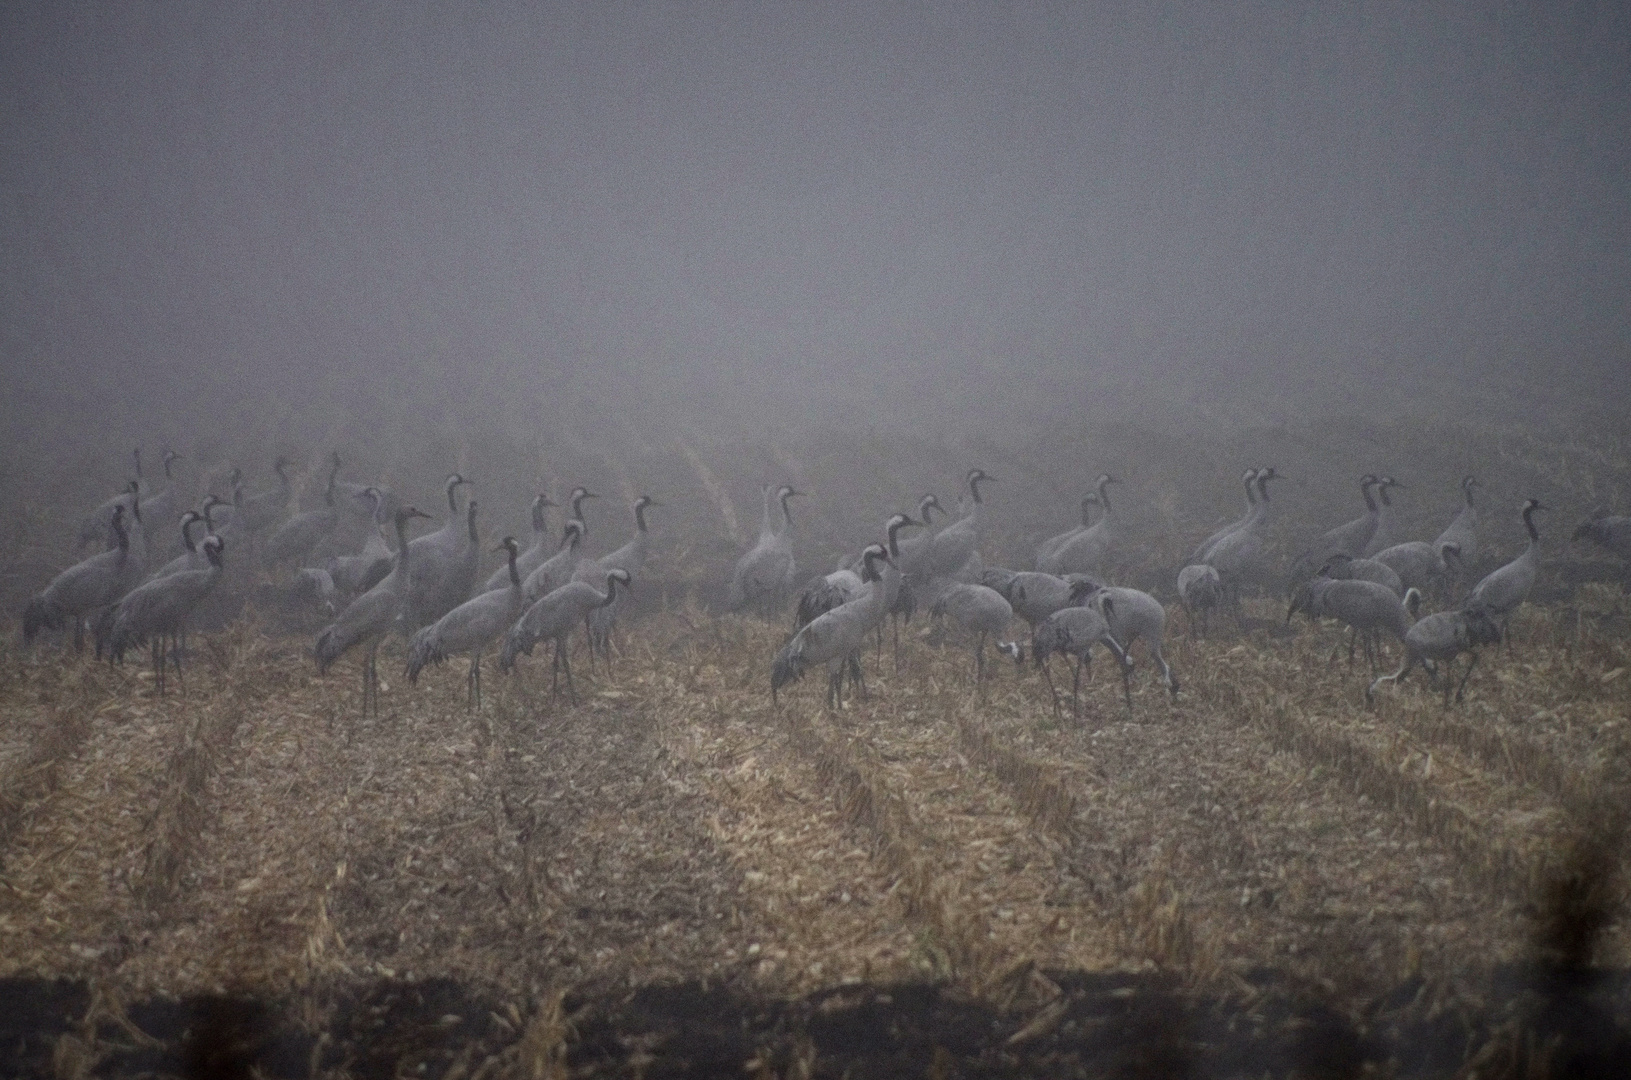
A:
[[728, 484, 803, 615], [483, 493, 557, 593], [108, 535, 226, 694], [406, 536, 526, 709], [24, 498, 147, 651], [400, 475, 479, 632], [499, 567, 632, 705], [1466, 499, 1545, 644], [771, 545, 891, 707], [1041, 473, 1117, 577], [314, 506, 434, 716], [574, 495, 659, 665]]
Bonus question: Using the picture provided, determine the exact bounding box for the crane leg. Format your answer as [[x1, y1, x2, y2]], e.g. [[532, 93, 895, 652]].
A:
[[975, 631, 986, 687], [562, 645, 578, 705], [1039, 659, 1062, 721], [151, 637, 165, 695], [1071, 655, 1083, 721], [1453, 652, 1480, 705], [469, 654, 481, 711], [892, 616, 902, 674]]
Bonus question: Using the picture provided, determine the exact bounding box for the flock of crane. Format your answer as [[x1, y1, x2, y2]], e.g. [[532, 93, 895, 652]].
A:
[[17, 449, 1631, 720]]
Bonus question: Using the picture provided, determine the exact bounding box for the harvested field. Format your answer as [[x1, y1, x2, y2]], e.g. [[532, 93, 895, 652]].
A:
[[3, 588, 1628, 1075], [4, 418, 1631, 1075]]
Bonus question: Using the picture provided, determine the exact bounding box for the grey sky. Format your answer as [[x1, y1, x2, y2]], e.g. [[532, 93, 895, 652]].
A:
[[3, 1, 1627, 438]]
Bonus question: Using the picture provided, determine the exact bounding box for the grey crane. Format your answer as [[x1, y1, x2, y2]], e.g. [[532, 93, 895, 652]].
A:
[[1318, 553, 1405, 597], [1290, 474, 1380, 582], [24, 498, 147, 650], [1369, 540, 1452, 597], [1362, 477, 1405, 557], [523, 520, 586, 602], [91, 507, 209, 652], [1466, 499, 1545, 642], [132, 450, 186, 551], [1175, 563, 1225, 637], [1035, 492, 1099, 570], [1572, 512, 1631, 562], [1076, 583, 1180, 705], [1190, 469, 1257, 564], [923, 469, 995, 582], [1030, 603, 1130, 721], [483, 493, 557, 593], [1041, 473, 1118, 577], [1365, 605, 1503, 706], [499, 567, 632, 705], [314, 505, 434, 716], [76, 449, 176, 550], [1287, 578, 1421, 675], [795, 512, 917, 631], [930, 579, 1018, 687], [727, 484, 803, 615], [1433, 476, 1480, 570], [264, 454, 343, 566], [1204, 469, 1282, 620], [148, 510, 208, 580], [327, 488, 396, 597], [236, 457, 294, 537], [399, 474, 479, 632], [771, 545, 890, 707], [108, 535, 225, 694], [981, 569, 1097, 631], [575, 495, 660, 664], [407, 536, 526, 709], [894, 494, 944, 580]]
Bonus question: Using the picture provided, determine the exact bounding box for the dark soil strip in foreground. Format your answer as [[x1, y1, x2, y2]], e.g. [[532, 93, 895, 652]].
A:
[[4, 966, 1627, 1079]]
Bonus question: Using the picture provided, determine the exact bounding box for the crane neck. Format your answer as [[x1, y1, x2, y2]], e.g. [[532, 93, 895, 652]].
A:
[[394, 515, 414, 568], [1361, 481, 1377, 513], [466, 502, 479, 545], [181, 515, 199, 553], [507, 544, 521, 588], [531, 498, 548, 535], [111, 507, 128, 552], [1522, 504, 1539, 544], [324, 459, 340, 506]]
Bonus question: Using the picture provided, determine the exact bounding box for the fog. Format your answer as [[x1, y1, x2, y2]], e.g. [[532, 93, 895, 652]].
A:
[[4, 1, 1628, 451]]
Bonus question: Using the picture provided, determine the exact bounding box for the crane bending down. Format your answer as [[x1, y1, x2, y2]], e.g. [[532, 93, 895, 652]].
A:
[[314, 506, 433, 716], [1030, 602, 1130, 721], [1365, 606, 1502, 706], [1075, 583, 1180, 706], [930, 580, 1019, 688], [406, 536, 526, 709]]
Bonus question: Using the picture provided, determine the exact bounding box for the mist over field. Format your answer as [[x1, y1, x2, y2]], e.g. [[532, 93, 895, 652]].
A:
[[3, 1, 1628, 456]]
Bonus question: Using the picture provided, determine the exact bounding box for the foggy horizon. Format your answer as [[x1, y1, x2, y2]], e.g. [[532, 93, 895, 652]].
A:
[[3, 2, 1629, 445]]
